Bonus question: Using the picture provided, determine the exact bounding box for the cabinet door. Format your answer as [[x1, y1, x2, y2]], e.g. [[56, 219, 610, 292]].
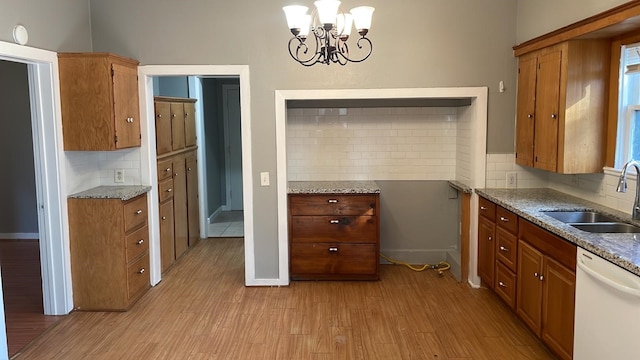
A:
[[516, 240, 544, 335], [160, 200, 175, 273], [477, 216, 495, 288], [171, 102, 186, 151], [186, 153, 200, 246], [533, 50, 562, 172], [541, 256, 575, 360], [112, 63, 141, 149], [155, 101, 172, 155], [173, 156, 188, 258], [184, 102, 197, 147], [515, 55, 537, 167]]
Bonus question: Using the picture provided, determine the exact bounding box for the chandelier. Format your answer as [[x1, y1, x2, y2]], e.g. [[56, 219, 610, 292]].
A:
[[283, 0, 375, 66]]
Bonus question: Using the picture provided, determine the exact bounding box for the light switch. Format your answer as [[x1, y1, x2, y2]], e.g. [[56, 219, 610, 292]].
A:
[[260, 172, 270, 186]]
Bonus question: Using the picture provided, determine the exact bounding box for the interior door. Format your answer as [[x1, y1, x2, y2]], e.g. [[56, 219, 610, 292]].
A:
[[224, 84, 243, 211]]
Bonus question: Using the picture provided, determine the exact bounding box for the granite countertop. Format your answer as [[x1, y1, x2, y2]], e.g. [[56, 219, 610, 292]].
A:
[[448, 180, 473, 194], [69, 185, 152, 201], [476, 188, 640, 277], [288, 181, 381, 194]]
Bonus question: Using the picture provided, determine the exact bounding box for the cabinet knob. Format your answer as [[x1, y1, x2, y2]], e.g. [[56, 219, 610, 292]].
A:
[[166, 188, 173, 192], [162, 216, 167, 220], [488, 236, 492, 241], [499, 246, 508, 252], [498, 281, 507, 288], [158, 114, 162, 118], [480, 206, 487, 210], [136, 239, 144, 245], [185, 112, 189, 116], [500, 216, 509, 222], [328, 199, 338, 203], [136, 209, 143, 214], [328, 247, 339, 253], [539, 275, 544, 281], [188, 167, 192, 171], [137, 268, 145, 274], [534, 272, 539, 277], [165, 168, 171, 172], [551, 113, 557, 119], [527, 114, 533, 119], [329, 219, 340, 224], [172, 114, 176, 118]]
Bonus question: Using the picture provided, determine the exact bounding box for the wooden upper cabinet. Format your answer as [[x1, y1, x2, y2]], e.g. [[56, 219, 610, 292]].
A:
[[154, 97, 197, 155], [58, 53, 141, 151], [515, 40, 610, 174]]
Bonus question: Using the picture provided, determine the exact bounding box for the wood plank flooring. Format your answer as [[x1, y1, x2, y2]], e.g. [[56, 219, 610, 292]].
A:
[[0, 239, 63, 357], [14, 238, 556, 359]]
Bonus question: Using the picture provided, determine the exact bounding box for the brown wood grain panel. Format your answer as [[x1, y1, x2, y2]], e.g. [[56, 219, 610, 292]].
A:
[[157, 158, 173, 181], [159, 199, 175, 273], [289, 243, 377, 278], [127, 254, 150, 299], [289, 194, 377, 215], [477, 216, 495, 288], [494, 261, 517, 310], [171, 102, 186, 151], [158, 178, 174, 203], [123, 195, 147, 232], [186, 152, 200, 247], [173, 155, 188, 258], [541, 256, 576, 360], [461, 192, 470, 283], [155, 101, 172, 155], [125, 225, 149, 263], [112, 63, 140, 149], [516, 239, 544, 335], [496, 227, 518, 272], [496, 206, 518, 234], [184, 101, 197, 147], [290, 216, 377, 243], [515, 54, 537, 167], [534, 48, 562, 172], [478, 196, 496, 221], [518, 219, 577, 270]]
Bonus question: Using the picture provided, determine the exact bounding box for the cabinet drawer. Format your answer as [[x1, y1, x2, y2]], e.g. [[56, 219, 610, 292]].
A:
[[289, 194, 377, 216], [479, 197, 496, 221], [495, 261, 516, 310], [290, 216, 377, 243], [125, 225, 149, 263], [496, 206, 518, 234], [158, 178, 174, 202], [290, 243, 377, 276], [496, 227, 517, 272], [157, 158, 173, 181], [124, 195, 147, 232], [127, 254, 149, 299]]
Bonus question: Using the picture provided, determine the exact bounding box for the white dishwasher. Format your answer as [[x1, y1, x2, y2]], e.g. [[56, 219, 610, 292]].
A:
[[574, 247, 640, 359]]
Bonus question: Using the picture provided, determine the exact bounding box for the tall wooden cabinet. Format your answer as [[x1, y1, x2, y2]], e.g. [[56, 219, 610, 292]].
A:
[[58, 53, 141, 151], [477, 197, 496, 288], [68, 193, 150, 311], [154, 97, 200, 273], [515, 40, 610, 174]]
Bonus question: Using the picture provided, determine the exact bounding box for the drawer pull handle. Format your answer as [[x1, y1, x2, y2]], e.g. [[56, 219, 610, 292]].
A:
[[166, 188, 173, 192], [498, 281, 506, 288], [137, 239, 144, 245], [500, 216, 509, 222], [328, 199, 338, 203], [499, 246, 508, 252], [480, 206, 487, 210], [488, 236, 492, 241], [539, 275, 544, 281], [137, 268, 145, 274], [534, 272, 539, 278], [328, 247, 339, 253], [165, 167, 171, 172], [329, 220, 340, 224], [136, 209, 143, 214], [162, 216, 167, 220]]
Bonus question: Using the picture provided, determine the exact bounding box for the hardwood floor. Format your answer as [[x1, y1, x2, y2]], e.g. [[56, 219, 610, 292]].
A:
[[14, 238, 556, 359], [0, 239, 63, 358]]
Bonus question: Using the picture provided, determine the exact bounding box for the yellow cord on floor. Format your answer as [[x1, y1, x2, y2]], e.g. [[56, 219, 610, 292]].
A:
[[380, 253, 451, 275]]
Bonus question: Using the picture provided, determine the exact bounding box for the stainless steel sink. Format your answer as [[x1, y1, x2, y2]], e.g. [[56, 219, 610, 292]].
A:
[[542, 210, 640, 233], [542, 211, 617, 223], [571, 222, 640, 233]]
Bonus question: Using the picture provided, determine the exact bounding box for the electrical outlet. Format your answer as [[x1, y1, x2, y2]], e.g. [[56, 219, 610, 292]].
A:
[[506, 172, 517, 188], [260, 171, 270, 186], [114, 168, 125, 183]]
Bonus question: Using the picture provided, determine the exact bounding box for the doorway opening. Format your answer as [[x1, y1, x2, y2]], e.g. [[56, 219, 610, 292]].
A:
[[138, 66, 255, 286]]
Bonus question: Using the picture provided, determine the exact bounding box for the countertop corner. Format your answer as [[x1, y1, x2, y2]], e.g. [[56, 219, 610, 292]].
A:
[[288, 180, 381, 194], [69, 185, 152, 201]]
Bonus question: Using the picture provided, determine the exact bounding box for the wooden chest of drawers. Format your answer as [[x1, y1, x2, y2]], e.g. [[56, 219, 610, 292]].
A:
[[68, 193, 150, 311], [288, 193, 380, 280]]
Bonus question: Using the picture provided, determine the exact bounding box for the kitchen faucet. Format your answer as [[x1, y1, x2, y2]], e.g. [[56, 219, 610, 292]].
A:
[[616, 160, 640, 220]]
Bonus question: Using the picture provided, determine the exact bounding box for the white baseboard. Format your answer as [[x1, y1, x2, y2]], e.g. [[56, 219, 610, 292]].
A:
[[208, 206, 224, 223], [380, 249, 450, 265], [0, 233, 39, 239]]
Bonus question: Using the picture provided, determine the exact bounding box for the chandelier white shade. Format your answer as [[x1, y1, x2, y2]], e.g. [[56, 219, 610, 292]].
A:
[[283, 0, 375, 66]]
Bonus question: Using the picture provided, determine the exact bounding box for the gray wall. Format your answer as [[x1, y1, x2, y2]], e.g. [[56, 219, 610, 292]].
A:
[[0, 61, 38, 234], [516, 0, 630, 44], [88, 0, 519, 278], [377, 181, 459, 257], [202, 79, 226, 217], [154, 76, 190, 98], [0, 0, 91, 51]]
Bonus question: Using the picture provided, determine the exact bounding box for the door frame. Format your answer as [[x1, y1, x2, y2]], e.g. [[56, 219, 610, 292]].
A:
[[137, 65, 256, 286]]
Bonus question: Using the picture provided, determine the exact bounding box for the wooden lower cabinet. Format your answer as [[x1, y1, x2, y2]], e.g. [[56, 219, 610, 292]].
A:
[[157, 149, 200, 273], [68, 193, 150, 311], [288, 193, 380, 280], [517, 220, 576, 360], [477, 215, 496, 288]]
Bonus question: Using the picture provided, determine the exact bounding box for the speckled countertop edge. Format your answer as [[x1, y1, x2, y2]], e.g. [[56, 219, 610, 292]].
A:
[[448, 180, 473, 194], [69, 185, 152, 201], [476, 188, 640, 277], [288, 181, 381, 194]]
